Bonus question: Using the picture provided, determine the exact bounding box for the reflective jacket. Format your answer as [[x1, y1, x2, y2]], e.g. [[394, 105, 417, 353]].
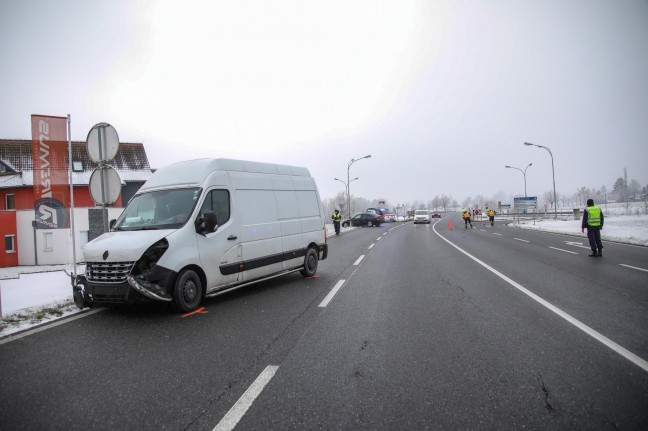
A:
[[463, 212, 471, 219], [582, 205, 604, 228], [332, 212, 342, 223], [487, 210, 495, 217]]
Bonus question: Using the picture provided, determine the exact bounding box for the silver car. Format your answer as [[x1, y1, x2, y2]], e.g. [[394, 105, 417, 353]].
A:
[[413, 210, 431, 224]]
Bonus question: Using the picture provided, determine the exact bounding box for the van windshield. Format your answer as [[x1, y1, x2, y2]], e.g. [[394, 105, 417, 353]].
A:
[[113, 188, 202, 231], [415, 210, 428, 215]]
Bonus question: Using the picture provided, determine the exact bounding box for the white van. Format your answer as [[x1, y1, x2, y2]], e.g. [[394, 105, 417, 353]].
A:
[[74, 158, 328, 312]]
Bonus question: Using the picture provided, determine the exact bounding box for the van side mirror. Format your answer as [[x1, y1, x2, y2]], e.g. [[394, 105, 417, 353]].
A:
[[195, 211, 218, 235], [109, 219, 117, 230]]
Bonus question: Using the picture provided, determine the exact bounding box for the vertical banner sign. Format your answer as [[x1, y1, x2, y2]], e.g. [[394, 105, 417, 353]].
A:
[[31, 114, 70, 229]]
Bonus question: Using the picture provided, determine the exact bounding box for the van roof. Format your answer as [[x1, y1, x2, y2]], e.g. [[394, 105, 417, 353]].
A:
[[140, 158, 311, 191]]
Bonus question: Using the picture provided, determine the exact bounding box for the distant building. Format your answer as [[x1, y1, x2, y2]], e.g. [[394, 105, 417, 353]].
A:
[[0, 139, 153, 267]]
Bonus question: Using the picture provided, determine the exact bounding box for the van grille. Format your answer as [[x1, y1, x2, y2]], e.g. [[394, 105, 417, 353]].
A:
[[86, 262, 135, 284]]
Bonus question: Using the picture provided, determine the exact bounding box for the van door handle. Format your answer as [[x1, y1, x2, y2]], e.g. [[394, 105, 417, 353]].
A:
[[227, 235, 237, 240]]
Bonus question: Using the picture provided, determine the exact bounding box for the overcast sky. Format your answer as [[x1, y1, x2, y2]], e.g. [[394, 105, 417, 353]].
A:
[[2, 0, 647, 207]]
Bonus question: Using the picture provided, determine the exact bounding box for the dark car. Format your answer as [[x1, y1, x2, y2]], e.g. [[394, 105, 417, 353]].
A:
[[431, 212, 442, 218], [365, 208, 386, 223], [342, 213, 382, 227]]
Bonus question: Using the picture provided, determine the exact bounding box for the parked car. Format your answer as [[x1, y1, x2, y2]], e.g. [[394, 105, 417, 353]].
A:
[[342, 213, 382, 227], [413, 209, 431, 224], [431, 212, 441, 218]]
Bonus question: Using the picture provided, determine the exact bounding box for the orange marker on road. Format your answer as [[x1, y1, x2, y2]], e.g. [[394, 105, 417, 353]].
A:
[[181, 307, 208, 318], [448, 221, 454, 231]]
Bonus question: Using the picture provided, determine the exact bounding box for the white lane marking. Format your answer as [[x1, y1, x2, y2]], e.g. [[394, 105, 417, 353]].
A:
[[492, 233, 503, 236], [354, 255, 365, 266], [376, 237, 382, 241], [432, 221, 648, 374], [565, 241, 591, 249], [382, 232, 387, 236], [480, 229, 486, 232], [0, 309, 104, 345], [368, 243, 375, 250], [514, 238, 530, 243], [549, 246, 578, 255], [318, 279, 345, 308], [620, 264, 648, 273], [213, 365, 279, 431]]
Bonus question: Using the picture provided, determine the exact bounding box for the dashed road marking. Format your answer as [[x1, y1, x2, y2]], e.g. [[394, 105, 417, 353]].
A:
[[492, 233, 503, 236], [620, 264, 648, 273], [368, 243, 375, 250], [514, 238, 530, 243], [318, 280, 346, 308], [549, 246, 578, 255], [213, 365, 279, 431], [353, 255, 365, 266]]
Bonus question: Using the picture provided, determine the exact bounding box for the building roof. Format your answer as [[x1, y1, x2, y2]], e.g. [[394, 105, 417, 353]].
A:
[[0, 139, 153, 188]]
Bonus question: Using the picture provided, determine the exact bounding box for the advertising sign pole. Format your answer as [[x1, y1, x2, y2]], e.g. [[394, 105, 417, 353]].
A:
[[67, 115, 77, 276]]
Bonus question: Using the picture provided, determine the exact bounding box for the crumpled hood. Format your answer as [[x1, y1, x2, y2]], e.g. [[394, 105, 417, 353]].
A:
[[83, 230, 175, 262]]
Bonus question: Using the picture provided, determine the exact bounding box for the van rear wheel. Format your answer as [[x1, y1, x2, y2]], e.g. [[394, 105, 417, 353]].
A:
[[300, 248, 318, 277], [173, 269, 203, 313]]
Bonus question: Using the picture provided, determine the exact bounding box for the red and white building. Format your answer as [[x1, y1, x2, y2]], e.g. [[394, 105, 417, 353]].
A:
[[0, 139, 153, 268]]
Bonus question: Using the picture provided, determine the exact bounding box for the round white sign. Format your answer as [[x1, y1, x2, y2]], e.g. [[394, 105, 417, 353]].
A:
[[89, 165, 122, 205], [86, 123, 119, 162]]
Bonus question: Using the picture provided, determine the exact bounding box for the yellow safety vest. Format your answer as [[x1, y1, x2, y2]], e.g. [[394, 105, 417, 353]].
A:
[[332, 212, 341, 222], [586, 206, 601, 227]]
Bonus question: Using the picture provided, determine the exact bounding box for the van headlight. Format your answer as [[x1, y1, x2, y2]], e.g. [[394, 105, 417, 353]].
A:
[[132, 238, 169, 276]]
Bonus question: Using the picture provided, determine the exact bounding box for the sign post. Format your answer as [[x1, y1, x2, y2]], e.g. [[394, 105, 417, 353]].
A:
[[86, 123, 121, 233]]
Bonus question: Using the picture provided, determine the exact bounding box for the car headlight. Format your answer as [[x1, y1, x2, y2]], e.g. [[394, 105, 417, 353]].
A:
[[132, 238, 169, 277]]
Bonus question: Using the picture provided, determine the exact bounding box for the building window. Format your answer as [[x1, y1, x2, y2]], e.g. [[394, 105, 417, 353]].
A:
[[5, 193, 15, 210], [44, 232, 53, 252], [72, 161, 84, 172], [5, 235, 15, 253]]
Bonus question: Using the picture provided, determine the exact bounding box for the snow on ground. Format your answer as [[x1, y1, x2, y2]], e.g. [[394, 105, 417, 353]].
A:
[[1, 215, 645, 337], [511, 214, 648, 247]]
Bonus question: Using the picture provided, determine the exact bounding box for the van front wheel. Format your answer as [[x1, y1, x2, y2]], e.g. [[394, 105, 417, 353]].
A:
[[173, 269, 203, 313], [300, 248, 318, 278]]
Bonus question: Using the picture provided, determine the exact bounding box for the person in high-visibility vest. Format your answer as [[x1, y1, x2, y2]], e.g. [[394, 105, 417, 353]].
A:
[[487, 208, 496, 226], [332, 209, 342, 235], [461, 209, 473, 229], [581, 198, 604, 257]]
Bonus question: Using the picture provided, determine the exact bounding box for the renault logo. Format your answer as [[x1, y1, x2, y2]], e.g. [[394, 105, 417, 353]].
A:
[[103, 250, 109, 261]]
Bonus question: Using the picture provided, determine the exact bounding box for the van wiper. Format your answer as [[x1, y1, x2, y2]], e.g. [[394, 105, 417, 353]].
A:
[[131, 226, 160, 231]]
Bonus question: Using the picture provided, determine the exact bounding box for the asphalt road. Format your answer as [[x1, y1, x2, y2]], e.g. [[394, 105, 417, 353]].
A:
[[1, 217, 647, 430]]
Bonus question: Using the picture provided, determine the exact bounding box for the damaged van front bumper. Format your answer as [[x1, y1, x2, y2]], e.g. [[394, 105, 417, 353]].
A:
[[73, 262, 176, 307]]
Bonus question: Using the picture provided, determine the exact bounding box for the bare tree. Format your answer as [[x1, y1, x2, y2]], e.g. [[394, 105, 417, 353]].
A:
[[440, 194, 451, 212]]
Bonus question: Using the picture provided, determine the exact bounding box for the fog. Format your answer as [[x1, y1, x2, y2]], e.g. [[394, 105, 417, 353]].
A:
[[2, 0, 647, 208]]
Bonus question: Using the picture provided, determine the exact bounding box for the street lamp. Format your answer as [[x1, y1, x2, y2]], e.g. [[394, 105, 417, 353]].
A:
[[347, 155, 371, 220], [334, 177, 357, 216], [505, 163, 532, 197], [524, 142, 557, 219]]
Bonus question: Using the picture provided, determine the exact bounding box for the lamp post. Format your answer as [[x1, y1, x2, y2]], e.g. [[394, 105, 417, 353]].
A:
[[334, 177, 357, 217], [347, 155, 371, 220], [505, 163, 532, 197], [524, 142, 557, 219]]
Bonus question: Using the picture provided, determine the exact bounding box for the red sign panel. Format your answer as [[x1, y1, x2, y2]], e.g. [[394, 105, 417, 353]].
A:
[[31, 114, 70, 229]]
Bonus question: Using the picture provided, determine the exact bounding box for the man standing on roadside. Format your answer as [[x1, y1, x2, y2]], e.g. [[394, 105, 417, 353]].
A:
[[582, 198, 604, 257], [332, 209, 342, 235]]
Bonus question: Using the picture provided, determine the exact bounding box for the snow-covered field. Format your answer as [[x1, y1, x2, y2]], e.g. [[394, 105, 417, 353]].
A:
[[1, 213, 646, 337], [513, 214, 648, 247]]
